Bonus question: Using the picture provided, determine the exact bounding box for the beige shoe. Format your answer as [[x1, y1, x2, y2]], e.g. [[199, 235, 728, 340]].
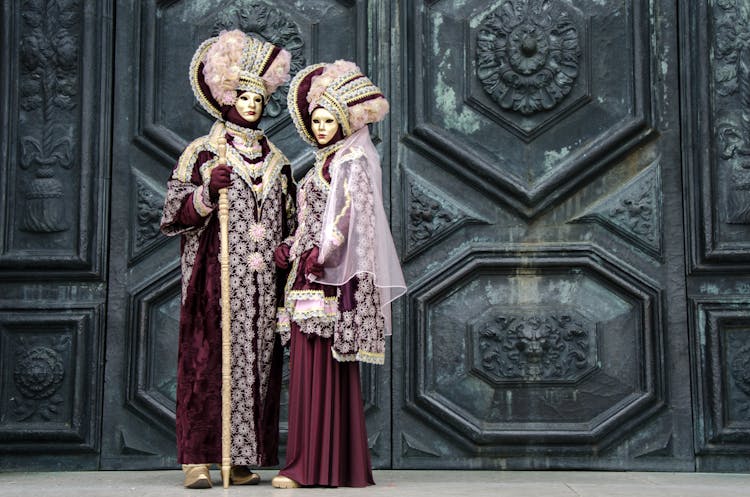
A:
[[271, 475, 300, 489], [230, 465, 261, 485], [182, 464, 212, 489]]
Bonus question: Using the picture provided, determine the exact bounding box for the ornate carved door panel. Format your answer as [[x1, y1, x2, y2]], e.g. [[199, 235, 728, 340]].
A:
[[8, 0, 750, 472], [390, 0, 695, 469], [0, 0, 111, 470], [683, 0, 750, 473], [102, 0, 390, 469]]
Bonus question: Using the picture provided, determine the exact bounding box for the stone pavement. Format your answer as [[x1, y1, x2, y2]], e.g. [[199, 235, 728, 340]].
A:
[[1, 469, 749, 497]]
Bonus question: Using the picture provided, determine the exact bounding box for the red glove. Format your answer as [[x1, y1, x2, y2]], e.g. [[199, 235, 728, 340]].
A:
[[208, 165, 232, 201], [274, 243, 291, 269], [305, 246, 324, 280]]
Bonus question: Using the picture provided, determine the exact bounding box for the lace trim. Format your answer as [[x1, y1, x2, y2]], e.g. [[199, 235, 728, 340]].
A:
[[189, 38, 223, 120], [314, 141, 344, 164], [191, 185, 214, 217], [174, 122, 225, 182], [188, 132, 288, 209], [288, 294, 338, 321], [324, 177, 350, 250], [226, 124, 264, 161], [299, 318, 335, 338], [225, 121, 264, 143], [225, 146, 265, 180], [259, 144, 286, 206], [277, 307, 290, 331], [331, 347, 384, 365], [312, 142, 343, 192], [287, 289, 325, 300], [292, 308, 338, 321], [287, 63, 328, 145]]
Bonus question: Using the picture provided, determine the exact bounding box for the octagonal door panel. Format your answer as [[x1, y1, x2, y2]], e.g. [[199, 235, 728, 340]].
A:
[[102, 0, 388, 469], [390, 0, 694, 469]]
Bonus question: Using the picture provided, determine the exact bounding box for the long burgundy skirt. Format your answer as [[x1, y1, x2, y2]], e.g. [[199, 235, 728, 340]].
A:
[[279, 323, 375, 487]]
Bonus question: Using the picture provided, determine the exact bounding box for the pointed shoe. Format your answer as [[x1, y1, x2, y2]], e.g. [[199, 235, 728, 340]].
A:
[[183, 465, 212, 489], [230, 465, 261, 485], [271, 475, 300, 489]]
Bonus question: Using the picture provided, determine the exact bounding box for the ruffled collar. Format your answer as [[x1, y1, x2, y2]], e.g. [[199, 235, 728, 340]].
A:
[[225, 121, 264, 161], [225, 120, 264, 143], [314, 140, 344, 165]]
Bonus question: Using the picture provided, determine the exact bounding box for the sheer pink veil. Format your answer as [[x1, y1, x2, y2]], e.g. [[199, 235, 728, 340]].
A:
[[314, 127, 406, 335]]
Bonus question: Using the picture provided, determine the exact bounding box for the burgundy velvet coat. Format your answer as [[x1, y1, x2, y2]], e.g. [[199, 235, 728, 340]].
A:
[[160, 121, 295, 466]]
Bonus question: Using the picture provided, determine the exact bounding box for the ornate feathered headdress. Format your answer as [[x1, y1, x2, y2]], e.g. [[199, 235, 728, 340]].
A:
[[287, 60, 389, 144], [190, 30, 291, 120]]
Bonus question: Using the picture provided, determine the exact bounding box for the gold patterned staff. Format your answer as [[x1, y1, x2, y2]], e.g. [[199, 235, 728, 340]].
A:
[[217, 136, 232, 488]]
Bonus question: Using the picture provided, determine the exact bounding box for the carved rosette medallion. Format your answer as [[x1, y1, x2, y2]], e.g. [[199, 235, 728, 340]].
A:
[[212, 0, 306, 118], [476, 0, 581, 115], [14, 346, 65, 399], [11, 341, 67, 422], [471, 311, 596, 383], [714, 1, 750, 223]]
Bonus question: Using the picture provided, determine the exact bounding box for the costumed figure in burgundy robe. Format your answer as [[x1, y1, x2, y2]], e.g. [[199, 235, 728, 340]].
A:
[[159, 30, 295, 489], [271, 61, 406, 488]]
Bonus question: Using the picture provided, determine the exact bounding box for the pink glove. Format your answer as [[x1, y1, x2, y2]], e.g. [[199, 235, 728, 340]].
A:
[[208, 165, 232, 201]]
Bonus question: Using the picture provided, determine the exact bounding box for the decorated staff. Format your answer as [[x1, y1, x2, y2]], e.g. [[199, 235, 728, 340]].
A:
[[160, 30, 295, 489], [216, 136, 231, 488]]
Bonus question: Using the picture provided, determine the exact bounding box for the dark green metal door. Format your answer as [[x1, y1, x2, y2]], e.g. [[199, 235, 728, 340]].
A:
[[5, 0, 750, 473], [389, 0, 694, 469]]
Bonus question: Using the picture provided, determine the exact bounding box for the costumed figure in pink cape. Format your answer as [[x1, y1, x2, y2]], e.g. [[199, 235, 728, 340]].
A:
[[272, 60, 406, 488], [160, 30, 295, 489]]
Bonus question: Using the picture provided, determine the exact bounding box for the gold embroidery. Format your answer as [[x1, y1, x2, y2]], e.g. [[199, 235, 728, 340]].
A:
[[286, 63, 328, 146], [328, 178, 350, 247], [191, 185, 213, 217]]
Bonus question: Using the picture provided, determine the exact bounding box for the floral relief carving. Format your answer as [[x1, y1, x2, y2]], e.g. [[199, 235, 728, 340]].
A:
[[406, 173, 488, 258], [474, 312, 594, 382], [476, 0, 581, 115], [18, 0, 80, 233], [714, 0, 750, 223], [12, 336, 69, 422], [607, 181, 657, 244], [135, 176, 164, 251], [212, 0, 306, 118], [408, 182, 458, 247], [572, 163, 662, 258]]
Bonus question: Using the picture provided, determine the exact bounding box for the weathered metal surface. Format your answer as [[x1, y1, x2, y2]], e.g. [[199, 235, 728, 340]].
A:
[[2, 0, 750, 473], [391, 0, 694, 470], [682, 0, 750, 472], [0, 0, 111, 470]]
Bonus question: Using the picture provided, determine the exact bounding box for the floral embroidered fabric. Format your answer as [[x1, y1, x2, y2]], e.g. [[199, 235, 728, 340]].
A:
[[161, 121, 296, 465], [278, 143, 385, 364]]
